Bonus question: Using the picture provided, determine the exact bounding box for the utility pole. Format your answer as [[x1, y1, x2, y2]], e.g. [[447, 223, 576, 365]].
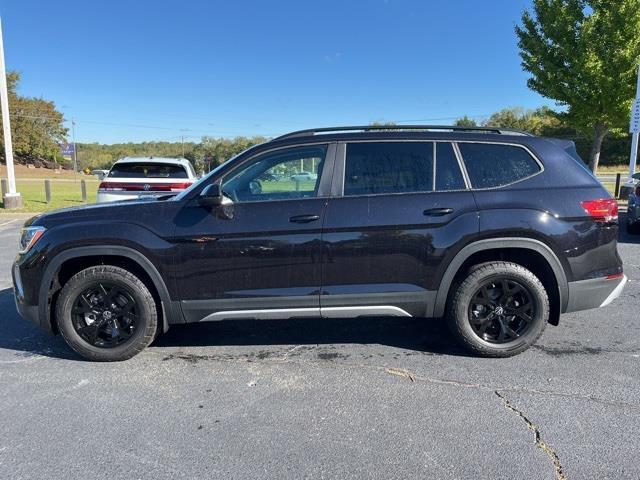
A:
[[181, 135, 184, 157], [72, 118, 78, 182], [626, 64, 640, 192], [0, 17, 22, 209]]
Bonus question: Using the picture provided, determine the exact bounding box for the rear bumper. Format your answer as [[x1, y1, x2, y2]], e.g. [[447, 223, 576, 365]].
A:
[[565, 275, 627, 313]]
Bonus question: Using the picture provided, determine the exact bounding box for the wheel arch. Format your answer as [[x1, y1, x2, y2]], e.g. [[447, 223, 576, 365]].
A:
[[40, 246, 178, 334], [432, 238, 568, 325]]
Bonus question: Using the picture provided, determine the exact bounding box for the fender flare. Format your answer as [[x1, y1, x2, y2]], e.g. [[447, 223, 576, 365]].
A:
[[39, 245, 176, 333], [431, 238, 568, 318]]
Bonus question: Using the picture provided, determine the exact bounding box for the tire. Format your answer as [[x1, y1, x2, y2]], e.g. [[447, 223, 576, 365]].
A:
[[447, 261, 549, 357], [56, 265, 158, 361]]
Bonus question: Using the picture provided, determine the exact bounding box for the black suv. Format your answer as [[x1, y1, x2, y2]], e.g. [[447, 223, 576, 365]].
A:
[[13, 125, 626, 361]]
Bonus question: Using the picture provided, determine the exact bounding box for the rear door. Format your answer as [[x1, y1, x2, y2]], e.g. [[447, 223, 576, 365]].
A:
[[320, 140, 478, 317]]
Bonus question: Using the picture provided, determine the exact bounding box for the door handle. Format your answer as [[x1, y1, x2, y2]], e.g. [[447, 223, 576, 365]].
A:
[[289, 214, 320, 223], [423, 207, 454, 217]]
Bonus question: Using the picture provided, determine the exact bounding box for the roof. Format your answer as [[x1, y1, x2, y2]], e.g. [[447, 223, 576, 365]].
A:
[[114, 157, 192, 165]]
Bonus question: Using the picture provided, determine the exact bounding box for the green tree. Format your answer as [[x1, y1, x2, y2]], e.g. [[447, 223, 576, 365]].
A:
[[454, 116, 478, 128], [483, 106, 564, 135], [0, 71, 68, 162], [516, 0, 640, 172]]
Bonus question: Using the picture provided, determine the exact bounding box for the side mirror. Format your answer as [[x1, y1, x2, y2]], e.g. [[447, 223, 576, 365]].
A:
[[198, 183, 224, 207]]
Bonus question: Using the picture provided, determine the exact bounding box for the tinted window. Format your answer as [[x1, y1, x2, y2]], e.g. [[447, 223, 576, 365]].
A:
[[108, 163, 188, 179], [459, 143, 540, 189], [436, 143, 466, 191], [222, 146, 326, 202], [344, 142, 433, 196]]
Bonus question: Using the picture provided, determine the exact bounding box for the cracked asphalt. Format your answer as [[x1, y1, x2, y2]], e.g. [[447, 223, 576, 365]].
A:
[[1, 216, 639, 479]]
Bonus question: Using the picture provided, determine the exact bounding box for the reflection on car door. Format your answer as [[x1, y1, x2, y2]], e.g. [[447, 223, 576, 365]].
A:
[[320, 141, 478, 317], [173, 143, 335, 322]]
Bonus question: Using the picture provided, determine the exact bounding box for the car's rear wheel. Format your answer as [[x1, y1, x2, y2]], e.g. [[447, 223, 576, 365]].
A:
[[56, 265, 157, 361], [447, 261, 548, 357]]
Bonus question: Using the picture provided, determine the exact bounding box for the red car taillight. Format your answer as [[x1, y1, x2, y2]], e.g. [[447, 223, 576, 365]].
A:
[[580, 198, 618, 223], [98, 182, 192, 192]]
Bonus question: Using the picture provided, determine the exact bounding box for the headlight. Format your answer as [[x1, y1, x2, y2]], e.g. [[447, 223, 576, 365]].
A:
[[18, 226, 46, 254]]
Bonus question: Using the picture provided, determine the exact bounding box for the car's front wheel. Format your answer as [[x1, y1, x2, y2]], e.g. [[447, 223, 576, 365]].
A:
[[447, 261, 549, 357], [56, 265, 158, 361]]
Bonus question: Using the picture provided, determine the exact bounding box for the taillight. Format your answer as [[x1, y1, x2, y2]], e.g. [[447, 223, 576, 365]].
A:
[[580, 198, 618, 223], [635, 185, 640, 196], [98, 182, 192, 192]]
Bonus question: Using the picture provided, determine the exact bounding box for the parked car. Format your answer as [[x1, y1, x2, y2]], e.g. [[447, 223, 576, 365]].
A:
[[96, 157, 197, 203], [291, 171, 318, 182], [90, 169, 109, 180], [13, 125, 626, 361], [626, 172, 640, 234]]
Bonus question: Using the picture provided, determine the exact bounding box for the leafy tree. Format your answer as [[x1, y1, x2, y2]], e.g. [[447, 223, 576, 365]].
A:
[[483, 106, 564, 136], [516, 0, 640, 172], [454, 116, 478, 128], [0, 71, 68, 162]]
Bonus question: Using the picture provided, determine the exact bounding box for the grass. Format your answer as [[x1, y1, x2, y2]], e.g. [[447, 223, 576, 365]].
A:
[[0, 179, 99, 213]]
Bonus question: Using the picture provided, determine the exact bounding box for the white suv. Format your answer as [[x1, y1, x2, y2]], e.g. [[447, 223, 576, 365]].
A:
[[97, 157, 197, 203]]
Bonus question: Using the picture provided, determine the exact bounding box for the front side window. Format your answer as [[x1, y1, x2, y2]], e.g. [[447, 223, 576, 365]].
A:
[[459, 143, 541, 189], [344, 142, 434, 196], [222, 146, 326, 202]]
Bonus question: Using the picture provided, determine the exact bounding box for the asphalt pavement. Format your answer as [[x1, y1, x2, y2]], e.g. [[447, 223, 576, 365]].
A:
[[0, 216, 638, 479]]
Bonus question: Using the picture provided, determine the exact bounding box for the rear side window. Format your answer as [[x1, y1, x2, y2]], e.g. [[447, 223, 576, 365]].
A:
[[458, 143, 540, 189], [344, 142, 433, 196], [108, 163, 188, 179]]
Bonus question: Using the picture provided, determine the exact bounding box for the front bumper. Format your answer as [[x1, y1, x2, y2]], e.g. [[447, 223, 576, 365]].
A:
[[12, 262, 43, 330], [565, 275, 627, 313]]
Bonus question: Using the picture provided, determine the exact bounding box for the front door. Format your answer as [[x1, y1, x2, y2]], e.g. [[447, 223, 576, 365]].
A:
[[173, 144, 334, 322], [321, 140, 478, 317]]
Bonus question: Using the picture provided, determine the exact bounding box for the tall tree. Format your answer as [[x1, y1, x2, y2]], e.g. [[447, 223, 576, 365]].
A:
[[516, 0, 640, 172], [0, 71, 67, 162]]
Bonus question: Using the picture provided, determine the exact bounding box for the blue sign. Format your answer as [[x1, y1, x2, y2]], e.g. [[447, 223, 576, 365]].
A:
[[60, 143, 75, 157]]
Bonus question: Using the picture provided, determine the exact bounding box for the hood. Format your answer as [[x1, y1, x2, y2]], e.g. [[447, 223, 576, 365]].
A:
[[26, 196, 174, 228]]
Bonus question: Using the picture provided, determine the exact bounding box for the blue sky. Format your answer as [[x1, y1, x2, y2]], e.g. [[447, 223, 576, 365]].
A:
[[0, 0, 550, 144]]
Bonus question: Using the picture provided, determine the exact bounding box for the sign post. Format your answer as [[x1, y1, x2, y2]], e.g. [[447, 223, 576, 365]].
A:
[[626, 65, 640, 189], [0, 17, 22, 209]]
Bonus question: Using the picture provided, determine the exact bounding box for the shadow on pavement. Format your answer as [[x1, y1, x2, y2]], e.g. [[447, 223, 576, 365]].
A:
[[0, 288, 75, 360], [0, 287, 469, 360], [155, 315, 470, 357]]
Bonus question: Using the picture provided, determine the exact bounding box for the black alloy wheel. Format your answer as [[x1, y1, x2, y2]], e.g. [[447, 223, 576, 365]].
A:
[[468, 279, 535, 343], [71, 282, 139, 348]]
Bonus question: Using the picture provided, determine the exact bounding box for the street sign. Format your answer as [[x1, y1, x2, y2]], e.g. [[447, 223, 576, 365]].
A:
[[60, 142, 75, 158], [630, 99, 640, 133]]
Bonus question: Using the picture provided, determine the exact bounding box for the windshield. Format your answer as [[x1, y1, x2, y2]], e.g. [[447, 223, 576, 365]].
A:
[[172, 155, 239, 201]]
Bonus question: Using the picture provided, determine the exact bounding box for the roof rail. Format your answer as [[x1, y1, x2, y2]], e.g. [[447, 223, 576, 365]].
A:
[[272, 125, 533, 141]]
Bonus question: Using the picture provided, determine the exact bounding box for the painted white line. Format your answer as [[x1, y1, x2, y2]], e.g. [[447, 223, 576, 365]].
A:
[[0, 219, 18, 228]]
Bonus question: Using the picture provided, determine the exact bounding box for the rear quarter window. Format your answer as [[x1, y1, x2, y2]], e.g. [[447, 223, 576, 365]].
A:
[[458, 143, 541, 189], [108, 163, 188, 179]]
